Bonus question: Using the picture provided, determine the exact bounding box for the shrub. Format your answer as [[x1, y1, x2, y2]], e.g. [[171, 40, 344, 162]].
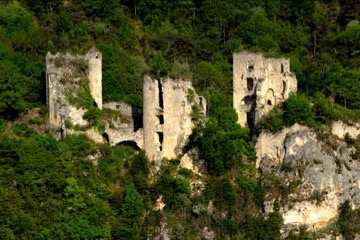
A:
[[283, 94, 314, 126], [83, 108, 102, 126], [338, 200, 360, 239], [256, 105, 284, 133], [169, 60, 192, 80], [312, 92, 335, 124]]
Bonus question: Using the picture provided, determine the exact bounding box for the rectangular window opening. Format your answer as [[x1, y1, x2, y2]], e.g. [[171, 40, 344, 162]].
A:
[[247, 61, 254, 72], [157, 79, 164, 109], [246, 108, 256, 129], [157, 115, 164, 124], [157, 132, 163, 152], [247, 78, 254, 91]]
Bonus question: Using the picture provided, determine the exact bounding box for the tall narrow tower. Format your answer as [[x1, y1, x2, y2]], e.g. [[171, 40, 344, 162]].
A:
[[86, 47, 102, 109], [143, 75, 206, 162]]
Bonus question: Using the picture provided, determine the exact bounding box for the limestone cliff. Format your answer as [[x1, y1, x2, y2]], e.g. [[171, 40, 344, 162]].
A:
[[256, 123, 360, 233]]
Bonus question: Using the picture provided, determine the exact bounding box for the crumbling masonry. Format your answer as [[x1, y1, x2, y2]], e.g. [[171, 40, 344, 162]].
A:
[[46, 49, 296, 162], [46, 49, 205, 161], [233, 52, 297, 128], [46, 47, 102, 132], [143, 76, 206, 161]]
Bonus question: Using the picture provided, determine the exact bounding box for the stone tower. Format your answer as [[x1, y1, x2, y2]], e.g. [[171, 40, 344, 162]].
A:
[[143, 75, 206, 161], [86, 47, 102, 109], [233, 52, 297, 128], [46, 48, 102, 130]]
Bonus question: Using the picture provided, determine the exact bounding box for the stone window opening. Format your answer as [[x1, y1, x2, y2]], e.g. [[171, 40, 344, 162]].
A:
[[157, 132, 163, 151], [247, 78, 254, 91], [246, 107, 256, 129], [243, 95, 255, 105], [132, 105, 143, 131], [157, 79, 164, 109], [265, 89, 275, 107], [282, 81, 287, 98], [157, 115, 164, 124], [247, 62, 254, 72], [95, 54, 100, 59], [102, 133, 110, 142], [281, 63, 284, 73]]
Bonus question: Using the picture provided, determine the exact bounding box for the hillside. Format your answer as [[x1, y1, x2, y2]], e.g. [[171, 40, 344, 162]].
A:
[[1, 0, 360, 239]]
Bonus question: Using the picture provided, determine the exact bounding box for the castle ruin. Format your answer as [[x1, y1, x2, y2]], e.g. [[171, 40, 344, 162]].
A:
[[233, 52, 297, 128], [46, 49, 205, 162], [46, 47, 102, 131], [102, 102, 144, 149], [143, 76, 206, 161], [46, 49, 297, 162]]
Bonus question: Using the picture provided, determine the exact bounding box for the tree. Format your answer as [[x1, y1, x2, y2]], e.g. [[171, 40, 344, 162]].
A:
[[0, 3, 34, 35], [193, 61, 231, 94], [64, 178, 86, 211], [283, 95, 314, 126], [338, 200, 360, 240], [114, 183, 144, 239], [0, 60, 28, 119]]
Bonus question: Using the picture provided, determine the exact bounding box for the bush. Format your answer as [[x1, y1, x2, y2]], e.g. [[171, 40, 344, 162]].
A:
[[312, 92, 335, 124], [83, 108, 102, 126], [338, 200, 360, 239], [256, 105, 284, 133], [283, 94, 314, 126], [205, 178, 236, 213], [0, 3, 34, 35], [193, 123, 235, 175]]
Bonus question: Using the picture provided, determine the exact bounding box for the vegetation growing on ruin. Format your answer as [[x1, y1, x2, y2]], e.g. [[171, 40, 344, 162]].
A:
[[65, 78, 94, 109], [0, 0, 360, 239], [257, 93, 360, 134]]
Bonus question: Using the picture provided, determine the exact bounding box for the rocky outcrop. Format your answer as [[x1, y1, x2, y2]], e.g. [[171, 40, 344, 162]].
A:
[[332, 120, 360, 139], [180, 148, 206, 175], [256, 124, 360, 231], [255, 124, 308, 168]]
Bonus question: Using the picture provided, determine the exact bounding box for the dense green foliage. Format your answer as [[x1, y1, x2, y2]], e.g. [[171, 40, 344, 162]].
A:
[[0, 0, 360, 238], [0, 0, 359, 113], [257, 93, 360, 133], [189, 94, 255, 175], [337, 200, 360, 239], [0, 123, 270, 239]]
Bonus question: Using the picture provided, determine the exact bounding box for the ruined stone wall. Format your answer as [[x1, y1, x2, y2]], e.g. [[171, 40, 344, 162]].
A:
[[46, 48, 102, 130], [86, 48, 102, 109], [233, 52, 297, 127], [46, 52, 88, 129], [143, 75, 205, 161], [102, 102, 143, 148], [46, 50, 205, 161]]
